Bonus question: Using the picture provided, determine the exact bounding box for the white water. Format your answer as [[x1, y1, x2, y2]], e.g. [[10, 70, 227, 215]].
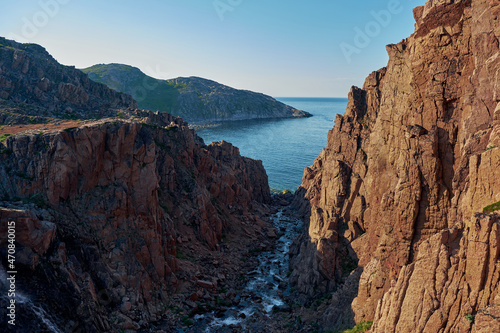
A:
[[16, 293, 63, 333], [203, 209, 303, 332], [0, 265, 62, 332]]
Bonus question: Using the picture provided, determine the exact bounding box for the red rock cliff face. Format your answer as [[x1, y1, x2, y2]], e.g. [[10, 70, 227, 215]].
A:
[[290, 0, 500, 331], [0, 112, 270, 331]]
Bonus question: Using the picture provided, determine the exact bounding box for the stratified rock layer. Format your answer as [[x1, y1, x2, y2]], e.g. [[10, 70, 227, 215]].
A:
[[290, 0, 500, 331]]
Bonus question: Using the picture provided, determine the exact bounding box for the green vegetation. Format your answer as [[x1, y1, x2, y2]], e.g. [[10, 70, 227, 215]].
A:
[[465, 314, 475, 324], [16, 172, 34, 181], [340, 255, 358, 277], [166, 125, 178, 131], [176, 250, 188, 260], [327, 321, 374, 333], [0, 147, 13, 155], [142, 123, 161, 130], [81, 64, 187, 114], [248, 247, 262, 255], [309, 293, 331, 311], [485, 145, 498, 151], [0, 44, 16, 51], [181, 316, 193, 326], [0, 133, 11, 143], [169, 305, 183, 314], [160, 204, 169, 213], [483, 201, 500, 214], [24, 193, 47, 208], [282, 189, 291, 194], [345, 322, 374, 333], [81, 63, 308, 124]]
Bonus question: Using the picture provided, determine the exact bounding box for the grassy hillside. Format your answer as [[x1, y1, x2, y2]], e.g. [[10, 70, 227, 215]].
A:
[[82, 64, 186, 113], [81, 64, 311, 124]]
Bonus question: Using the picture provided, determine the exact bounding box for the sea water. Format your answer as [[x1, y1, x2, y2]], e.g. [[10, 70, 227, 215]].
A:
[[195, 97, 347, 192]]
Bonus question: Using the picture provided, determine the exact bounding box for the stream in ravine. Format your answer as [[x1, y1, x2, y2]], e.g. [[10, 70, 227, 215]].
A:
[[0, 208, 303, 333], [188, 208, 303, 332]]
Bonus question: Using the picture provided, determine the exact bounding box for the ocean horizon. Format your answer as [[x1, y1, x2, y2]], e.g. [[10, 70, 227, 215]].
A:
[[196, 97, 349, 192]]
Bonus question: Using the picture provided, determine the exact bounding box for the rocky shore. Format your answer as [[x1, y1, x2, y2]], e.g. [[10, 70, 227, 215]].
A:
[[82, 64, 312, 125]]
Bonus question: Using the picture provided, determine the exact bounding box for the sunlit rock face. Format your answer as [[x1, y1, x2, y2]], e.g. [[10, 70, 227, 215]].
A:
[[290, 0, 500, 331]]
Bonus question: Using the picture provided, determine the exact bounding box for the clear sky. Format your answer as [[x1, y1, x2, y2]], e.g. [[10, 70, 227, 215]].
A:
[[1, 0, 426, 97]]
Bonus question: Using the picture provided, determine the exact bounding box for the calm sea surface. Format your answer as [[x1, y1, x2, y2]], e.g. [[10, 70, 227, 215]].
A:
[[195, 97, 348, 192]]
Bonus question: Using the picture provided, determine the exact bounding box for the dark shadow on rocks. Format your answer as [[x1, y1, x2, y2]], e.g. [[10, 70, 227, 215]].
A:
[[287, 187, 362, 332]]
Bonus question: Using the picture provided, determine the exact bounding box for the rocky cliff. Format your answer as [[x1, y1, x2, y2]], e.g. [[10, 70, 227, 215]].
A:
[[0, 37, 275, 332], [290, 0, 500, 331], [0, 37, 137, 124], [82, 63, 312, 124], [0, 111, 272, 332]]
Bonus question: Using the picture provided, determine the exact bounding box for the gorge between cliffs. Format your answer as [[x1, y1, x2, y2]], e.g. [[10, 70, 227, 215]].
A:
[[1, 0, 500, 332]]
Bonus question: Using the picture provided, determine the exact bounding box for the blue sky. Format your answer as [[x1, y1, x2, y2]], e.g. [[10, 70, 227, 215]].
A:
[[1, 0, 426, 97]]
